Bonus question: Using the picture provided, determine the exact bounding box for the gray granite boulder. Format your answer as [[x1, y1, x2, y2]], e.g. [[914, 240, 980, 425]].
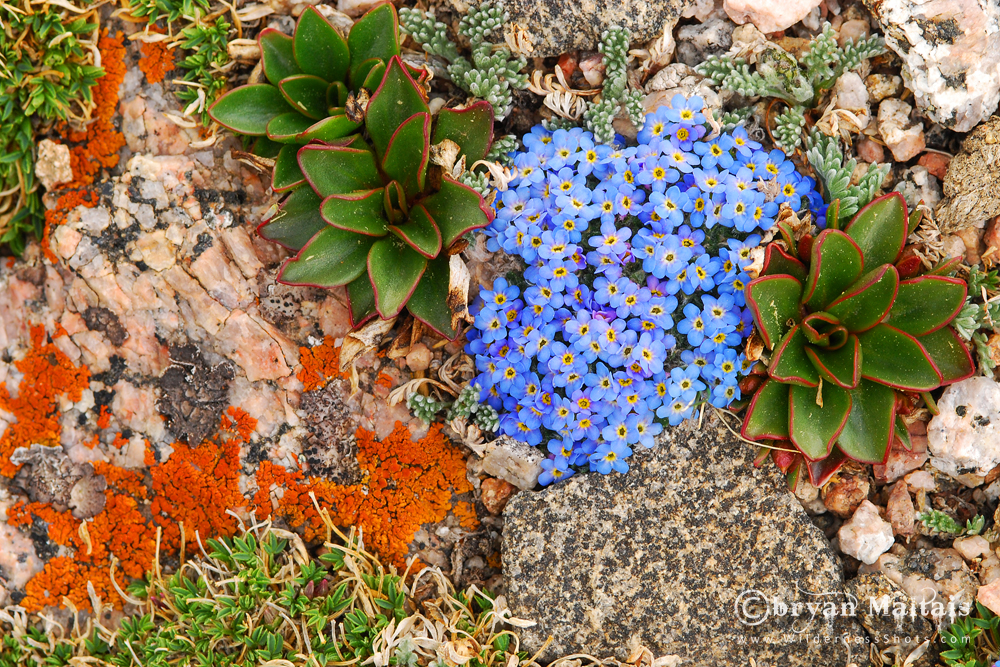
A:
[[495, 0, 710, 57], [502, 414, 866, 665]]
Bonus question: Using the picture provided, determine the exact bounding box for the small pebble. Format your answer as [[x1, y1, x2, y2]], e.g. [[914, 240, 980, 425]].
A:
[[480, 477, 518, 515], [405, 343, 432, 373], [917, 152, 951, 179]]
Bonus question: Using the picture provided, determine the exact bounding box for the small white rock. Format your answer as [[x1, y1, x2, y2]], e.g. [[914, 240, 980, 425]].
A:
[[878, 99, 925, 162], [723, 0, 823, 33], [35, 139, 73, 190], [928, 377, 1000, 486], [481, 436, 544, 490], [838, 500, 895, 565], [954, 535, 992, 562]]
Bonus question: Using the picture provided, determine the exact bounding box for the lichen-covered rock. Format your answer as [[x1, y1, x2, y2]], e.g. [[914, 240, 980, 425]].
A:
[[495, 0, 708, 57], [844, 572, 938, 665], [676, 17, 735, 66], [871, 547, 979, 620], [503, 415, 863, 665], [862, 0, 1000, 133], [928, 377, 1000, 486], [935, 115, 1000, 233]]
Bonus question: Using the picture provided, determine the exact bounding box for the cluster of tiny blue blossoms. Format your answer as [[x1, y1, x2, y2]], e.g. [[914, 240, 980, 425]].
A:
[[465, 96, 825, 485]]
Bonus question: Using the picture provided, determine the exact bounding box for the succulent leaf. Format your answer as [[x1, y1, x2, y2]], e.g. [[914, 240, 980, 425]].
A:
[[886, 276, 967, 336], [209, 85, 293, 135], [857, 324, 942, 390], [895, 415, 912, 450], [843, 192, 907, 270], [381, 112, 430, 198], [293, 7, 349, 83], [741, 379, 790, 441], [365, 57, 430, 159], [362, 61, 389, 91], [298, 145, 380, 196], [279, 226, 376, 288], [769, 325, 819, 387], [260, 29, 301, 84], [789, 382, 851, 461], [801, 312, 849, 349], [279, 74, 330, 120], [392, 204, 441, 258], [824, 264, 899, 332], [760, 244, 807, 282], [916, 327, 974, 385], [805, 335, 861, 389], [320, 189, 389, 236], [807, 447, 847, 487], [298, 114, 363, 143], [267, 112, 314, 142], [346, 273, 377, 327], [258, 186, 326, 251], [405, 254, 456, 338], [432, 102, 495, 163], [418, 176, 493, 248], [801, 229, 864, 311], [272, 145, 305, 192], [368, 236, 428, 317], [327, 81, 349, 109], [836, 379, 895, 463], [347, 2, 401, 86], [746, 274, 803, 350]]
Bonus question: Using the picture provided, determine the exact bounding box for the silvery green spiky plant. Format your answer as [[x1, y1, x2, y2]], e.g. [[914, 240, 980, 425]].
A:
[[952, 265, 1000, 376], [697, 22, 884, 153], [584, 25, 645, 144], [399, 0, 527, 121], [805, 128, 889, 226]]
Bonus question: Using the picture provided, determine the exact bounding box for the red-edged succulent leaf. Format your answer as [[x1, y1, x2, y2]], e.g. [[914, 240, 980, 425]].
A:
[[297, 145, 380, 196], [836, 379, 896, 463], [278, 75, 329, 120], [858, 324, 942, 391], [825, 199, 842, 230], [346, 273, 377, 328], [260, 29, 301, 84], [391, 204, 441, 258], [908, 206, 924, 235], [365, 56, 429, 159], [745, 274, 803, 350], [383, 181, 407, 224], [367, 236, 428, 318], [770, 446, 798, 473], [844, 192, 908, 269], [741, 379, 790, 441], [925, 256, 963, 276], [347, 2, 400, 86], [298, 113, 362, 143], [786, 457, 804, 492], [258, 186, 325, 251], [252, 136, 283, 158], [807, 447, 847, 487], [760, 244, 807, 282], [805, 335, 861, 389], [768, 325, 819, 387], [825, 264, 899, 333], [789, 382, 852, 461], [895, 415, 912, 450], [327, 82, 348, 109], [278, 226, 375, 287], [272, 145, 305, 192], [406, 254, 457, 339], [266, 112, 313, 142], [362, 61, 388, 91], [381, 112, 430, 199], [801, 229, 864, 311], [320, 189, 388, 237], [418, 176, 492, 248], [916, 326, 975, 385], [432, 102, 495, 163], [885, 275, 967, 336], [293, 7, 349, 84], [209, 84, 293, 135], [800, 312, 848, 349]]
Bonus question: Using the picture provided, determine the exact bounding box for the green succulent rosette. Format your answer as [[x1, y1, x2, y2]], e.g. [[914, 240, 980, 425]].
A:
[[742, 193, 974, 487]]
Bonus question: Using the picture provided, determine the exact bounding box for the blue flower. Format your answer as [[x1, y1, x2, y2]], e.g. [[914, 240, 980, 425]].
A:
[[590, 441, 632, 474], [539, 456, 575, 485]]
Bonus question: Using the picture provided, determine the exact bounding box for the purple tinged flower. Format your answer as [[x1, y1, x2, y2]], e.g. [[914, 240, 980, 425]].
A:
[[677, 303, 708, 346], [590, 220, 632, 255], [628, 411, 663, 448]]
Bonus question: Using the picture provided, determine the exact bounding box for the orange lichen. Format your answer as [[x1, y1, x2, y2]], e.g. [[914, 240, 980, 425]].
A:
[[110, 432, 129, 449], [148, 409, 252, 551], [21, 558, 115, 612], [92, 460, 147, 499], [375, 372, 394, 389], [138, 38, 175, 84], [62, 31, 126, 188], [254, 422, 473, 568], [452, 501, 480, 530], [297, 337, 343, 391], [0, 325, 90, 477], [96, 405, 112, 429], [75, 491, 157, 579], [6, 501, 80, 546], [41, 188, 98, 263]]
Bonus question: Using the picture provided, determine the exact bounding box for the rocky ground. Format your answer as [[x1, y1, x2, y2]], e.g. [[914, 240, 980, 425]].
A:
[[3, 0, 1000, 664]]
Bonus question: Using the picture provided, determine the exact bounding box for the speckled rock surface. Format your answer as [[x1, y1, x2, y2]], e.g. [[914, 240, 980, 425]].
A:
[[495, 0, 709, 57], [935, 115, 1000, 233], [503, 414, 864, 665], [862, 0, 1000, 133]]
